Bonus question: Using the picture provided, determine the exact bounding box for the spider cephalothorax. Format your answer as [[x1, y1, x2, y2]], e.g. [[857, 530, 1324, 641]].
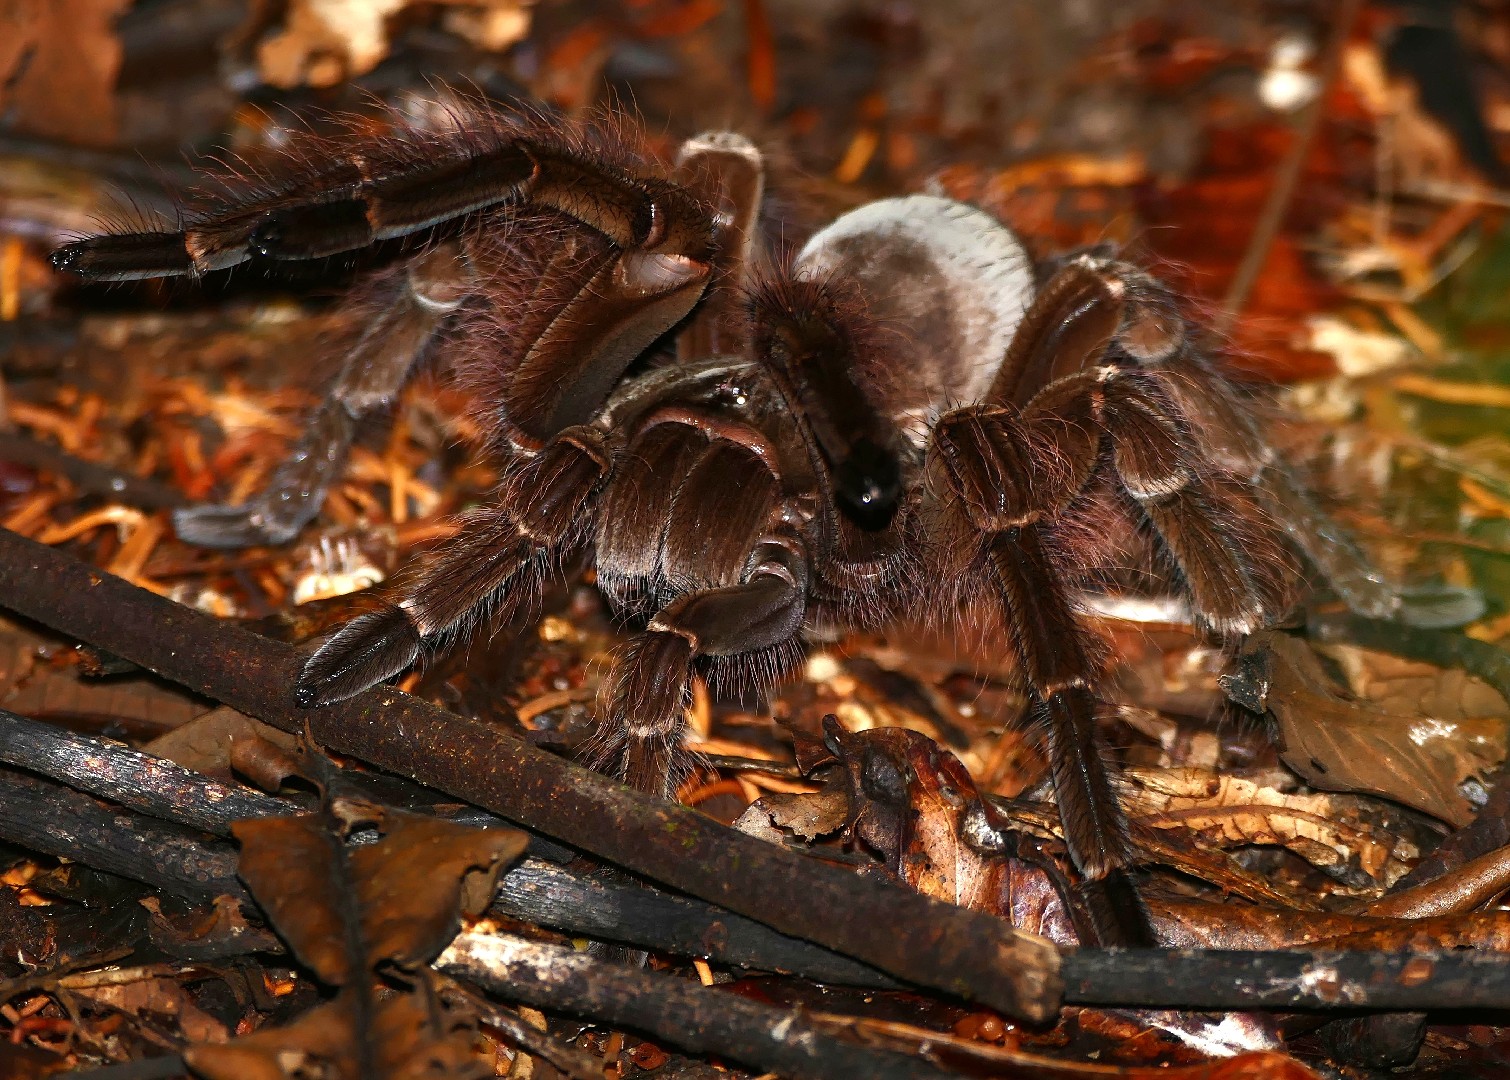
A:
[[52, 104, 1410, 946]]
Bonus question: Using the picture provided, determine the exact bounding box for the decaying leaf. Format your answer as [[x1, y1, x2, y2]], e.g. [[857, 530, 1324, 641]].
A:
[[67, 974, 228, 1046], [734, 783, 850, 842], [143, 707, 300, 787], [743, 717, 1077, 941], [182, 798, 526, 1079], [1126, 766, 1417, 890], [141, 895, 282, 962], [232, 799, 527, 984], [1235, 631, 1505, 826], [186, 985, 481, 1080]]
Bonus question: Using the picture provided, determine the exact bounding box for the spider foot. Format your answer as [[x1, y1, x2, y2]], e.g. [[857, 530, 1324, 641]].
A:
[[1078, 869, 1156, 948], [296, 605, 423, 707], [173, 500, 309, 549], [1393, 583, 1486, 629]]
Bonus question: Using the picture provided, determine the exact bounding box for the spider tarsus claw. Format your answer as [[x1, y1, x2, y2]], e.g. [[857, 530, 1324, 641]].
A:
[[173, 503, 302, 549], [50, 243, 81, 272], [296, 606, 423, 706]]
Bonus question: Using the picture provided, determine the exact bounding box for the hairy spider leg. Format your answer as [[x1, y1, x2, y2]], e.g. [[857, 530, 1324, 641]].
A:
[[290, 130, 781, 749], [938, 255, 1306, 944], [174, 241, 473, 547], [296, 425, 614, 705], [593, 401, 810, 798], [50, 120, 715, 280], [1054, 267, 1419, 625], [58, 120, 729, 546], [599, 539, 809, 799], [674, 132, 766, 361]]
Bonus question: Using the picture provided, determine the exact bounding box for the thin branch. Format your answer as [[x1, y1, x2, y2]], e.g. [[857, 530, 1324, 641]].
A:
[[437, 931, 954, 1080], [0, 767, 247, 903], [0, 706, 286, 833], [0, 709, 898, 987], [11, 758, 1510, 1013], [1060, 947, 1510, 1011]]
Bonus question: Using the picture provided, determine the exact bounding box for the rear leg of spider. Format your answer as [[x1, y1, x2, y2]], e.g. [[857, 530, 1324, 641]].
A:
[[175, 242, 472, 547]]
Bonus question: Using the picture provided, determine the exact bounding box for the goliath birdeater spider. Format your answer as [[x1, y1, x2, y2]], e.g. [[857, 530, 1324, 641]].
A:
[[52, 103, 1420, 945]]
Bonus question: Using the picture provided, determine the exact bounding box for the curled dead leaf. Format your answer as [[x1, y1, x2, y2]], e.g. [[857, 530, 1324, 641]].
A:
[[1230, 631, 1505, 826]]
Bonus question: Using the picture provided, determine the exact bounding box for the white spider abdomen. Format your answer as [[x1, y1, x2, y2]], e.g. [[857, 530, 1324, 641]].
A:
[[793, 195, 1036, 424]]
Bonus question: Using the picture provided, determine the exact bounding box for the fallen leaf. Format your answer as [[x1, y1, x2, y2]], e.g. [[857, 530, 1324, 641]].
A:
[[1235, 631, 1504, 826]]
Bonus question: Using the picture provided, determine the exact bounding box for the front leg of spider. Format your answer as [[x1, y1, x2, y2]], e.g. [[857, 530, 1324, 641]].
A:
[[53, 117, 719, 546], [288, 127, 811, 807], [295, 425, 614, 706], [934, 257, 1292, 947]]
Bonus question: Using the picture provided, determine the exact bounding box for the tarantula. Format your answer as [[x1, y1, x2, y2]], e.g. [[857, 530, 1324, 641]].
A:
[[51, 104, 1413, 946]]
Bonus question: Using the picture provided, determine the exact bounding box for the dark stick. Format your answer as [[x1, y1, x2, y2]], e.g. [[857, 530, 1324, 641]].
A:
[[0, 527, 1062, 1022], [437, 931, 953, 1080], [0, 430, 187, 510], [11, 757, 1510, 1014], [0, 768, 247, 902], [493, 859, 898, 987], [0, 707, 287, 833], [0, 708, 897, 986], [1059, 947, 1510, 1011]]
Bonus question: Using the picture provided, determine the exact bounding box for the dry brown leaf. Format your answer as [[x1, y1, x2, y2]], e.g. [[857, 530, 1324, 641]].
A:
[[0, 0, 128, 146], [345, 802, 528, 967], [232, 800, 527, 984], [1126, 766, 1415, 888], [143, 707, 300, 785], [187, 801, 522, 1079], [736, 785, 850, 841], [186, 988, 480, 1080], [68, 975, 228, 1045], [1247, 632, 1504, 826]]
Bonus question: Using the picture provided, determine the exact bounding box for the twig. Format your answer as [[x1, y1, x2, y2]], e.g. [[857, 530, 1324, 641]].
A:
[[1218, 0, 1364, 330], [0, 430, 186, 510], [0, 767, 247, 903], [0, 707, 286, 833], [493, 858, 897, 987], [0, 526, 1063, 1022], [437, 931, 952, 1080], [12, 752, 1510, 1013], [1059, 947, 1510, 1011], [0, 710, 898, 987]]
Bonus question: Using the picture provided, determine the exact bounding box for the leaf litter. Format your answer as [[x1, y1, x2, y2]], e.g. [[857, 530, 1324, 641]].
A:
[[5, 2, 1510, 1077]]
